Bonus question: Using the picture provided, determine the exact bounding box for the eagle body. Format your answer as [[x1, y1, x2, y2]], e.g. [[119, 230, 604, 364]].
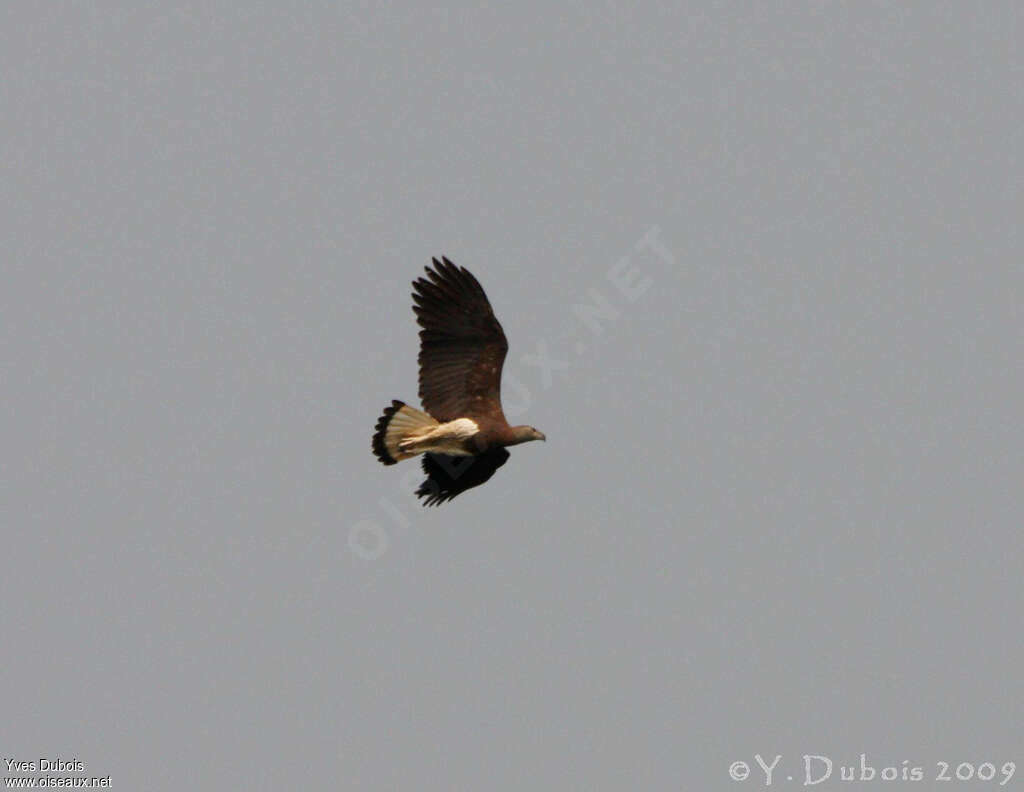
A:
[[371, 258, 545, 505]]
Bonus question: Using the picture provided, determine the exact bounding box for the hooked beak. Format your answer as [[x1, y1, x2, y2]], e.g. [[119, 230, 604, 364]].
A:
[[537, 431, 547, 442]]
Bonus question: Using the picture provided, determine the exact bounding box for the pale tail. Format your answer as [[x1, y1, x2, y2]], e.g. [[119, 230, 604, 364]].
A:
[[372, 400, 439, 465]]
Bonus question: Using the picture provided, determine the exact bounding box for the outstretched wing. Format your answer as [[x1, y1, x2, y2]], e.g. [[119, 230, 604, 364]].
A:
[[412, 257, 508, 423], [415, 448, 511, 506]]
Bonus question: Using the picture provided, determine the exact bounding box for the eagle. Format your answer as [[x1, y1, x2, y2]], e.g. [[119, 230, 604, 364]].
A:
[[372, 257, 546, 505]]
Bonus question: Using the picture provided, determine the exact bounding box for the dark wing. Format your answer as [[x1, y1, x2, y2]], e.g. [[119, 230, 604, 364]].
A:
[[415, 448, 511, 506], [412, 257, 508, 423]]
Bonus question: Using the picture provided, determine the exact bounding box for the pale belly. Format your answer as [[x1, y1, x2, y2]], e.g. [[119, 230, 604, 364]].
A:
[[398, 418, 480, 456]]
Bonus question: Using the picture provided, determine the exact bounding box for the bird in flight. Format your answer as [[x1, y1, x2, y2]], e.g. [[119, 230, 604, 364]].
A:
[[372, 257, 546, 505]]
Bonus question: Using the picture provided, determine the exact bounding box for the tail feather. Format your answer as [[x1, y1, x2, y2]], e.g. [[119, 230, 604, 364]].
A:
[[372, 400, 438, 465]]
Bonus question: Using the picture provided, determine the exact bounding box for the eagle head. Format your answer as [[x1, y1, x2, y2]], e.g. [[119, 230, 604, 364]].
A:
[[509, 425, 546, 445]]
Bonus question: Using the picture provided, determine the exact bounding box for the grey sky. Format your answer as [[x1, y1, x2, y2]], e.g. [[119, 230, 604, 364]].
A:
[[2, 3, 1021, 790]]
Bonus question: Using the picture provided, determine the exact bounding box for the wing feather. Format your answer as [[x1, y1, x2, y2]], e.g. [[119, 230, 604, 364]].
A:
[[416, 448, 511, 506], [413, 257, 508, 422]]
